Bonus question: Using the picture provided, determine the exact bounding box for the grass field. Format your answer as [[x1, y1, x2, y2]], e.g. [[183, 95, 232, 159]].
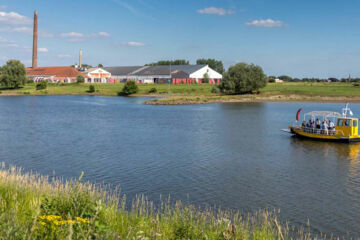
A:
[[1, 82, 360, 104], [0, 165, 326, 240]]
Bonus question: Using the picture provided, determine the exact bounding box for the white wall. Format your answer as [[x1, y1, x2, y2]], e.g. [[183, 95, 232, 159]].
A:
[[189, 65, 222, 79]]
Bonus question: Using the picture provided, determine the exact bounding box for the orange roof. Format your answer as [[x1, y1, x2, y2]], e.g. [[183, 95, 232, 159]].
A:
[[26, 66, 86, 78]]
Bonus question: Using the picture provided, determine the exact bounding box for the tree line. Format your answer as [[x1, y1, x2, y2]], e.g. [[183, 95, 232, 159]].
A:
[[268, 75, 359, 82], [145, 59, 225, 74]]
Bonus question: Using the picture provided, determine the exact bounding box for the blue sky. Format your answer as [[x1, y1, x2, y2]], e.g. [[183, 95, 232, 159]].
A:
[[0, 0, 359, 78]]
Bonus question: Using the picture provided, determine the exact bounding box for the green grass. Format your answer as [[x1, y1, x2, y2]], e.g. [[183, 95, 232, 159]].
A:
[[1, 82, 360, 105], [0, 165, 326, 240], [262, 82, 360, 97], [0, 83, 215, 97]]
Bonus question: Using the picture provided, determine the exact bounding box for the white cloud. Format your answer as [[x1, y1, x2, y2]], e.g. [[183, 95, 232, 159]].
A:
[[246, 19, 286, 28], [117, 41, 146, 47], [96, 32, 110, 37], [57, 54, 72, 58], [0, 11, 32, 25], [59, 32, 84, 38], [197, 7, 235, 16], [0, 36, 12, 43], [38, 47, 48, 53], [0, 27, 54, 38], [59, 31, 110, 42]]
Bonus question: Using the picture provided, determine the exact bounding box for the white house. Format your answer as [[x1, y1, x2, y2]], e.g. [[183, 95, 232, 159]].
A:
[[83, 68, 111, 83]]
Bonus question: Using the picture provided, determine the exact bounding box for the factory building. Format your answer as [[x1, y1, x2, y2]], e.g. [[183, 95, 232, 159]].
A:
[[26, 66, 86, 83], [104, 65, 222, 84]]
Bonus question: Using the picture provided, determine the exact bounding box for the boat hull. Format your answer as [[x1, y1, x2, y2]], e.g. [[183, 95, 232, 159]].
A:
[[289, 126, 360, 143]]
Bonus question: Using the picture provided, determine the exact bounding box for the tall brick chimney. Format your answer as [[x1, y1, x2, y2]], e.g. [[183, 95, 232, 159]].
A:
[[32, 11, 38, 68]]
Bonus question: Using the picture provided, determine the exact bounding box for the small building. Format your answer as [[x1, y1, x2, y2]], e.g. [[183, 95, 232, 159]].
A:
[[275, 78, 284, 83], [83, 68, 111, 83], [26, 66, 86, 83]]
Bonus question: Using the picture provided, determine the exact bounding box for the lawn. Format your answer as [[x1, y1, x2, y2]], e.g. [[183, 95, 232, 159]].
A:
[[1, 82, 360, 104]]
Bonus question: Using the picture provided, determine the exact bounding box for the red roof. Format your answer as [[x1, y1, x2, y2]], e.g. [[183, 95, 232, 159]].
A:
[[26, 66, 86, 78]]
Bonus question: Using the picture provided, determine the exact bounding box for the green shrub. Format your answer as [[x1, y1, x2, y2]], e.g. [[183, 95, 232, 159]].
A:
[[211, 86, 220, 93], [88, 85, 95, 93], [219, 62, 267, 95], [148, 87, 157, 93], [76, 75, 85, 83], [268, 78, 275, 83], [36, 81, 47, 90], [120, 81, 138, 96], [27, 79, 34, 84], [0, 60, 27, 88]]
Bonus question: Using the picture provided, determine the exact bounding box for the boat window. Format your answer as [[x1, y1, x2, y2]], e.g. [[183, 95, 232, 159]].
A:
[[345, 120, 350, 127], [354, 120, 358, 127], [338, 119, 343, 126]]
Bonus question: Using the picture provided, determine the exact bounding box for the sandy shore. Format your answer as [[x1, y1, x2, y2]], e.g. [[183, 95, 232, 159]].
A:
[[144, 94, 360, 105]]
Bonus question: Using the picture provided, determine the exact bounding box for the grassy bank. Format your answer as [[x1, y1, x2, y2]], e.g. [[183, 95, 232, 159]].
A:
[[0, 165, 322, 240], [1, 82, 360, 104]]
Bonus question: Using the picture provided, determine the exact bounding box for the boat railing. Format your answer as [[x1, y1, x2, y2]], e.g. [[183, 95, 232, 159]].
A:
[[297, 127, 346, 137]]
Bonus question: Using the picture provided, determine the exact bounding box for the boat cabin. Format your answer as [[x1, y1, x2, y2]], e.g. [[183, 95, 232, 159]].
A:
[[337, 118, 358, 136]]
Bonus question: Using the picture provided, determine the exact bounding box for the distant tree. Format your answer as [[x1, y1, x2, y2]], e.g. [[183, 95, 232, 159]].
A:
[[278, 75, 293, 82], [328, 78, 339, 82], [203, 73, 210, 83], [146, 60, 189, 66], [120, 81, 138, 96], [196, 58, 225, 74], [268, 77, 275, 83], [0, 60, 27, 89], [36, 81, 47, 90], [76, 75, 85, 83], [88, 85, 95, 93], [219, 62, 267, 95], [98, 64, 104, 68], [71, 64, 93, 69]]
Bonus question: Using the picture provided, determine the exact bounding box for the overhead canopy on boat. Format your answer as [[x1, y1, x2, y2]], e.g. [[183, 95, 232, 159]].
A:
[[304, 111, 342, 118]]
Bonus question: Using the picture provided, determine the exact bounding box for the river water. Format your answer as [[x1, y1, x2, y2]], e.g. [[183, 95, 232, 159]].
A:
[[0, 96, 359, 238]]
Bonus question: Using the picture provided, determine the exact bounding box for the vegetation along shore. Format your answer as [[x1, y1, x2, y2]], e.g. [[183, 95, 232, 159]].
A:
[[1, 60, 360, 104], [1, 82, 360, 105], [0, 165, 332, 239]]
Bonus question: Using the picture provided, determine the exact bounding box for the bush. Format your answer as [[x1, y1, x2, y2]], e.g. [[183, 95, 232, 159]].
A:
[[27, 79, 34, 84], [268, 78, 275, 83], [211, 86, 220, 93], [148, 87, 157, 93], [36, 81, 47, 90], [202, 73, 210, 84], [0, 60, 27, 88], [120, 81, 138, 96], [76, 75, 85, 83], [88, 85, 95, 93], [219, 62, 267, 95]]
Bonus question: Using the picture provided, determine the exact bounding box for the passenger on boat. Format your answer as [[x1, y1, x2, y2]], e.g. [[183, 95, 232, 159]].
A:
[[316, 119, 321, 129], [328, 120, 335, 135], [306, 120, 311, 128], [322, 120, 329, 135], [301, 121, 306, 128]]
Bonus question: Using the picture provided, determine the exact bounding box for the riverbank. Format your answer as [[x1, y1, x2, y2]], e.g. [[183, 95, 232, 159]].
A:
[[0, 165, 320, 240], [1, 82, 360, 105]]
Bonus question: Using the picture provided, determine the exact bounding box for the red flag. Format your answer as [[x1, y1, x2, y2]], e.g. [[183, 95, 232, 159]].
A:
[[296, 108, 302, 121]]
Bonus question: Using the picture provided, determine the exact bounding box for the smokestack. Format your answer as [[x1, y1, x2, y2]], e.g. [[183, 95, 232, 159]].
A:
[[32, 11, 38, 68], [79, 49, 83, 68]]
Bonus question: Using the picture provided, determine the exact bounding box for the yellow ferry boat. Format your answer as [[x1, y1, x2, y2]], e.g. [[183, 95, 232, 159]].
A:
[[284, 104, 360, 143]]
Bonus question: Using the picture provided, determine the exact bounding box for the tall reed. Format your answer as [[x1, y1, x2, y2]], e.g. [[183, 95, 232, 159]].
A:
[[0, 164, 333, 239]]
